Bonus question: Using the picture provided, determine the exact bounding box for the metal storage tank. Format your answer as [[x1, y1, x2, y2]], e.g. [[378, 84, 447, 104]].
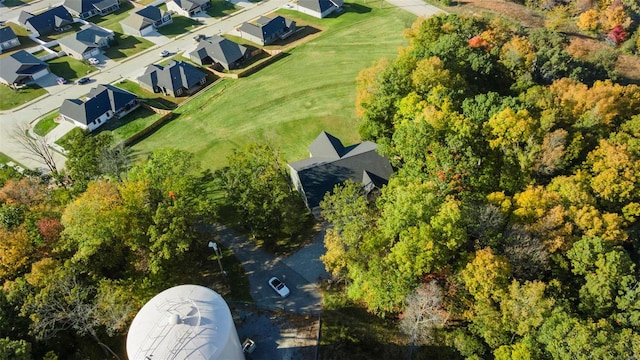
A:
[[126, 284, 243, 360]]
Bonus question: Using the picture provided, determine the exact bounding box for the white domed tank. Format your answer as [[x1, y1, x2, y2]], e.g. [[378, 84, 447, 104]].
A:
[[126, 284, 243, 360]]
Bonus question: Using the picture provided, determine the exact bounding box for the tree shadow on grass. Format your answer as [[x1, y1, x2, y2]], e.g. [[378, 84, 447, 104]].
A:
[[338, 2, 372, 15], [104, 34, 145, 60]]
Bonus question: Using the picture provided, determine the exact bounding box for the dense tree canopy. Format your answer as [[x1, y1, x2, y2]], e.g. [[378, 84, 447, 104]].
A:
[[325, 12, 640, 358]]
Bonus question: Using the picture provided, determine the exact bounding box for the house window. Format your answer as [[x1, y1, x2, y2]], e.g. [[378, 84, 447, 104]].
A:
[[176, 88, 182, 95], [199, 78, 206, 85]]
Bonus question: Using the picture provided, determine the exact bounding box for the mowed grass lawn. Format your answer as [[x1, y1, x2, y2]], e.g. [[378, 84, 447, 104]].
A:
[[132, 1, 415, 169], [48, 56, 96, 80], [0, 84, 47, 110]]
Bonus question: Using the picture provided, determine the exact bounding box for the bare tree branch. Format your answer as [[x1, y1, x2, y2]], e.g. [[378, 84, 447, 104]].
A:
[[400, 281, 449, 359], [11, 125, 58, 174]]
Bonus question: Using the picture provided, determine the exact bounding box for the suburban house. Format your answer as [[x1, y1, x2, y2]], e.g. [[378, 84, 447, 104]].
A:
[[58, 23, 114, 59], [59, 84, 139, 132], [237, 15, 296, 46], [121, 6, 172, 37], [138, 60, 207, 97], [287, 131, 394, 212], [166, 0, 210, 17], [63, 0, 120, 20], [296, 0, 343, 18], [0, 50, 51, 86], [0, 27, 21, 53], [19, 6, 74, 37], [189, 35, 249, 70]]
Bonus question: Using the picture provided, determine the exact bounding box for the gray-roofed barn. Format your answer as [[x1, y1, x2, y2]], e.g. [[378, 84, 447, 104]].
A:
[[138, 60, 206, 97], [0, 27, 20, 53], [0, 50, 50, 86], [19, 6, 74, 37], [59, 84, 139, 132], [189, 35, 249, 70], [288, 131, 394, 211]]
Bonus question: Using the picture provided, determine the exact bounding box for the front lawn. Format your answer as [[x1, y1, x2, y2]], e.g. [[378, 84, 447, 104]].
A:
[[33, 112, 60, 136], [0, 84, 47, 110], [103, 30, 154, 60], [47, 56, 96, 80], [206, 0, 240, 17], [156, 16, 202, 37], [132, 1, 415, 170]]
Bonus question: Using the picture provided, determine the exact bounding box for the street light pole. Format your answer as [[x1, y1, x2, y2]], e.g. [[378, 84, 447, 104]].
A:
[[208, 241, 227, 277]]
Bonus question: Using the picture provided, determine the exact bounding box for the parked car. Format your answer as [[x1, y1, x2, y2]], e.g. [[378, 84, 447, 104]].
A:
[[88, 57, 99, 65], [193, 34, 205, 41], [56, 77, 66, 85], [268, 277, 290, 298], [77, 77, 90, 84], [159, 50, 170, 57]]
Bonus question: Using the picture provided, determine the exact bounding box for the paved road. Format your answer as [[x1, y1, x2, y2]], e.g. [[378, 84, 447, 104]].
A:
[[215, 224, 324, 314]]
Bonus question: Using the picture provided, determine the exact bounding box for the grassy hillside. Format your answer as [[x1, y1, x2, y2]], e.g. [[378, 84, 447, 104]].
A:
[[132, 2, 415, 169]]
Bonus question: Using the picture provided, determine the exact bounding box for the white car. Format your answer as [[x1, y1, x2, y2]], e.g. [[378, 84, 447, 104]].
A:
[[159, 50, 170, 57], [268, 277, 290, 298], [88, 57, 99, 65]]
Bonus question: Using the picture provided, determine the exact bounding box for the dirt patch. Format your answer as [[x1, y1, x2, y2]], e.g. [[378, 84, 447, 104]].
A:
[[448, 0, 545, 28]]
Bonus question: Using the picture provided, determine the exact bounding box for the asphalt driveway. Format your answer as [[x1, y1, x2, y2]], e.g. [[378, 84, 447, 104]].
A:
[[214, 225, 324, 314]]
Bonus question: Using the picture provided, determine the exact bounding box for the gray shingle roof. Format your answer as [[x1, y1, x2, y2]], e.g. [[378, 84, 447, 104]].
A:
[[238, 15, 289, 43], [0, 27, 18, 43], [0, 50, 48, 84], [189, 35, 247, 68], [60, 84, 137, 126], [171, 0, 209, 11], [289, 132, 393, 208], [298, 0, 342, 12], [20, 6, 73, 36], [138, 60, 206, 95], [136, 5, 163, 22], [64, 0, 118, 14], [58, 23, 112, 55]]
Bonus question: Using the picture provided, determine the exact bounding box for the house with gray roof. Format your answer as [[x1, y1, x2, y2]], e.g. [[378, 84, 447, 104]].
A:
[[189, 35, 249, 70], [121, 5, 172, 37], [63, 0, 120, 19], [138, 60, 206, 97], [19, 6, 74, 37], [166, 0, 210, 17], [237, 15, 296, 46], [0, 27, 20, 54], [288, 131, 394, 211], [59, 84, 139, 132], [0, 50, 50, 86], [58, 23, 114, 59], [296, 0, 343, 18]]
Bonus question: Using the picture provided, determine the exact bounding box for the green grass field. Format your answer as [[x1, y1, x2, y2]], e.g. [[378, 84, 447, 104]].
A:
[[156, 16, 202, 37], [0, 84, 47, 110], [48, 56, 96, 80], [33, 112, 60, 136], [206, 0, 240, 18], [132, 1, 415, 170]]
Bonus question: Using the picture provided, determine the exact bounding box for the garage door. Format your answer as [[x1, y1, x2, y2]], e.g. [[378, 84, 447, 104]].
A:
[[32, 69, 50, 80], [141, 25, 154, 36]]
